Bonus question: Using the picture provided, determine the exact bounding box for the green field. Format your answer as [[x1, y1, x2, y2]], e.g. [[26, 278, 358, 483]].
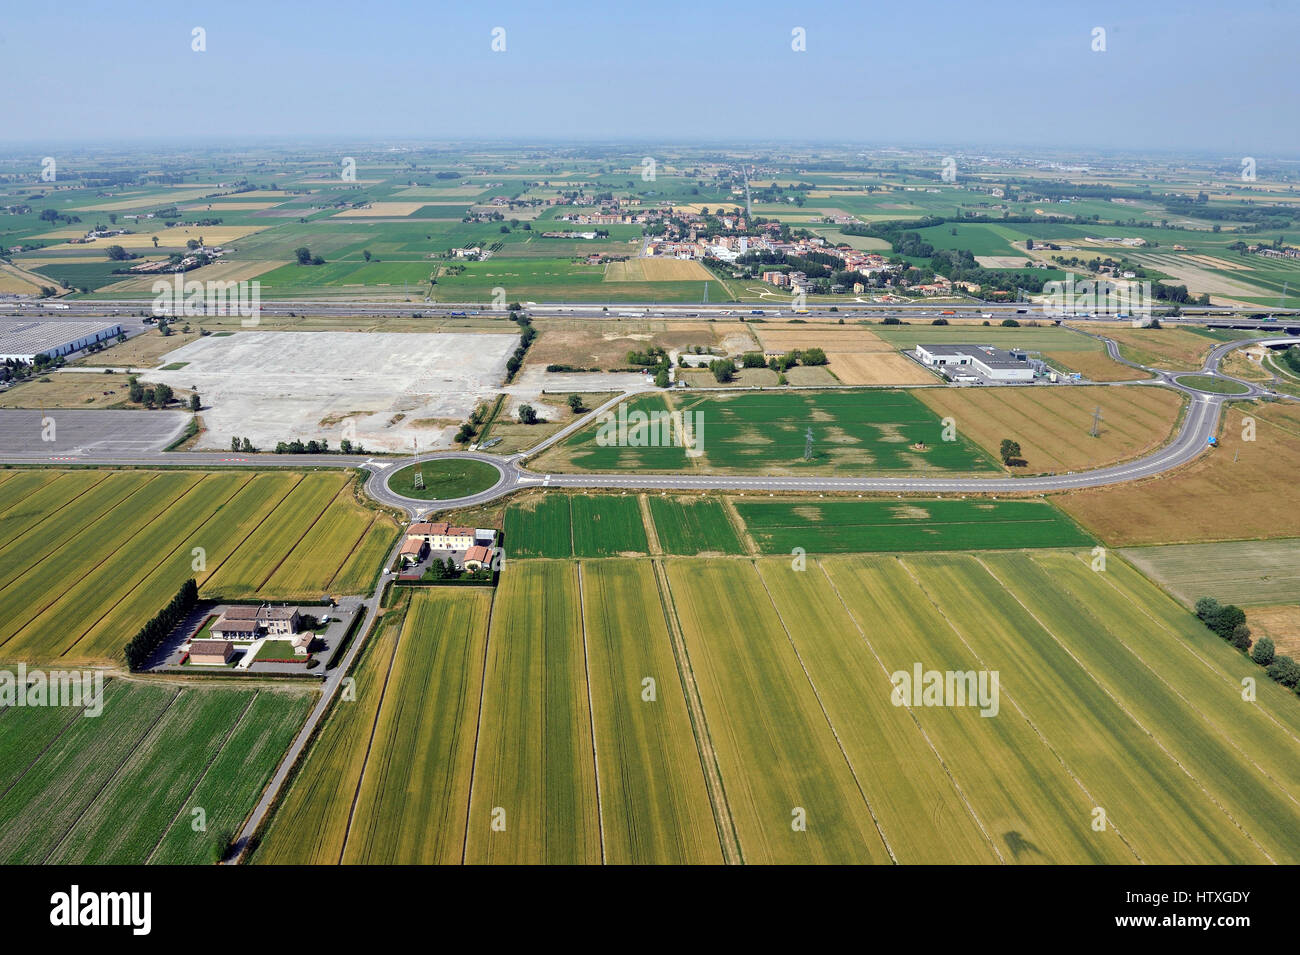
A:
[[647, 495, 746, 555], [0, 680, 310, 864], [545, 389, 999, 475], [547, 393, 693, 472], [503, 495, 574, 557], [570, 495, 649, 556], [0, 469, 397, 664], [581, 561, 723, 863], [734, 498, 1094, 553], [387, 458, 501, 500]]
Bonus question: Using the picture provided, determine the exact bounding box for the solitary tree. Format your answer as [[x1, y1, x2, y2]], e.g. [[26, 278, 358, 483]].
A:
[[567, 394, 584, 413], [517, 404, 538, 425], [999, 439, 1022, 465], [189, 393, 200, 412]]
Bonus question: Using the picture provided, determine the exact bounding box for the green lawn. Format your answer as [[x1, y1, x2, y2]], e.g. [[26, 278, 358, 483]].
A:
[[1174, 374, 1251, 395], [254, 639, 301, 661], [388, 458, 500, 500]]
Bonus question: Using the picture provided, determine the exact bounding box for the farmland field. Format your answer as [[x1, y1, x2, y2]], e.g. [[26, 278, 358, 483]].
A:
[[1058, 402, 1300, 545], [0, 679, 310, 864], [647, 495, 746, 555], [814, 556, 1131, 862], [342, 588, 492, 864], [503, 494, 574, 557], [665, 560, 893, 863], [734, 498, 1093, 554], [581, 561, 723, 863], [918, 384, 1185, 474], [902, 552, 1276, 863], [464, 561, 601, 863], [253, 600, 406, 864], [250, 545, 1300, 864], [0, 469, 397, 664], [537, 393, 692, 472], [570, 494, 649, 556], [1120, 538, 1300, 607], [540, 389, 999, 475]]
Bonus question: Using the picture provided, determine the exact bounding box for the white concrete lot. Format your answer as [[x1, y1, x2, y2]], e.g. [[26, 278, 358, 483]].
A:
[[142, 330, 520, 453]]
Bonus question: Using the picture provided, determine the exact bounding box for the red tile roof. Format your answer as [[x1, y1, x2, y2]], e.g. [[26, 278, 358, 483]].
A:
[[408, 521, 475, 538]]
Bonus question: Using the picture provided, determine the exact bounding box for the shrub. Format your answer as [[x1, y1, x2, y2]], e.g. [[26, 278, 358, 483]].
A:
[[1252, 636, 1275, 667], [1266, 655, 1300, 689]]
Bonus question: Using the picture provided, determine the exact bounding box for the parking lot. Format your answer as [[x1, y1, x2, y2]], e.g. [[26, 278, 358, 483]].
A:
[[0, 408, 190, 457]]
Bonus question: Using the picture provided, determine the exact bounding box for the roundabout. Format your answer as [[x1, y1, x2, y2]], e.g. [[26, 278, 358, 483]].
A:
[[1173, 374, 1252, 396], [387, 458, 503, 500]]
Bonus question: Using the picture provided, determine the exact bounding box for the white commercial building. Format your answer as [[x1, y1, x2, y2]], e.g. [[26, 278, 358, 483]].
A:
[[914, 343, 1035, 382], [0, 321, 123, 363]]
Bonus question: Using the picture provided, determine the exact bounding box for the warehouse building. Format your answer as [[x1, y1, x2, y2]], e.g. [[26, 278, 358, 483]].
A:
[[913, 343, 1035, 382], [0, 320, 123, 363]]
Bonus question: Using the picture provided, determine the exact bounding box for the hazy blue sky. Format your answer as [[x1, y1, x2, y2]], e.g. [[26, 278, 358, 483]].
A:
[[2, 0, 1296, 154]]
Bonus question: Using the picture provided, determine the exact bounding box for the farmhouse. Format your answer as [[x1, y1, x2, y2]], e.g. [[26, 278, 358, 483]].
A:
[[464, 544, 495, 572], [914, 344, 1035, 382], [408, 521, 476, 550], [0, 321, 124, 363], [189, 640, 234, 666], [209, 604, 302, 640]]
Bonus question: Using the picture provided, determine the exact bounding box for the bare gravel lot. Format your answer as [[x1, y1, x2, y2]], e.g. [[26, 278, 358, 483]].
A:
[[143, 330, 519, 453]]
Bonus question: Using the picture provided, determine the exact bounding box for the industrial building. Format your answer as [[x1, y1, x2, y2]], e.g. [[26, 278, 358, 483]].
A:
[[913, 343, 1035, 382], [0, 320, 124, 363]]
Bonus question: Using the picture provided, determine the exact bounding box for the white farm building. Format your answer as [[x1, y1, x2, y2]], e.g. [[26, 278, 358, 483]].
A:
[[914, 343, 1034, 382]]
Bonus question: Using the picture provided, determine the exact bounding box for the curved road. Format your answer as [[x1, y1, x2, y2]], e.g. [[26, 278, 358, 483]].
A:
[[363, 335, 1298, 515], [3, 336, 1295, 515]]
